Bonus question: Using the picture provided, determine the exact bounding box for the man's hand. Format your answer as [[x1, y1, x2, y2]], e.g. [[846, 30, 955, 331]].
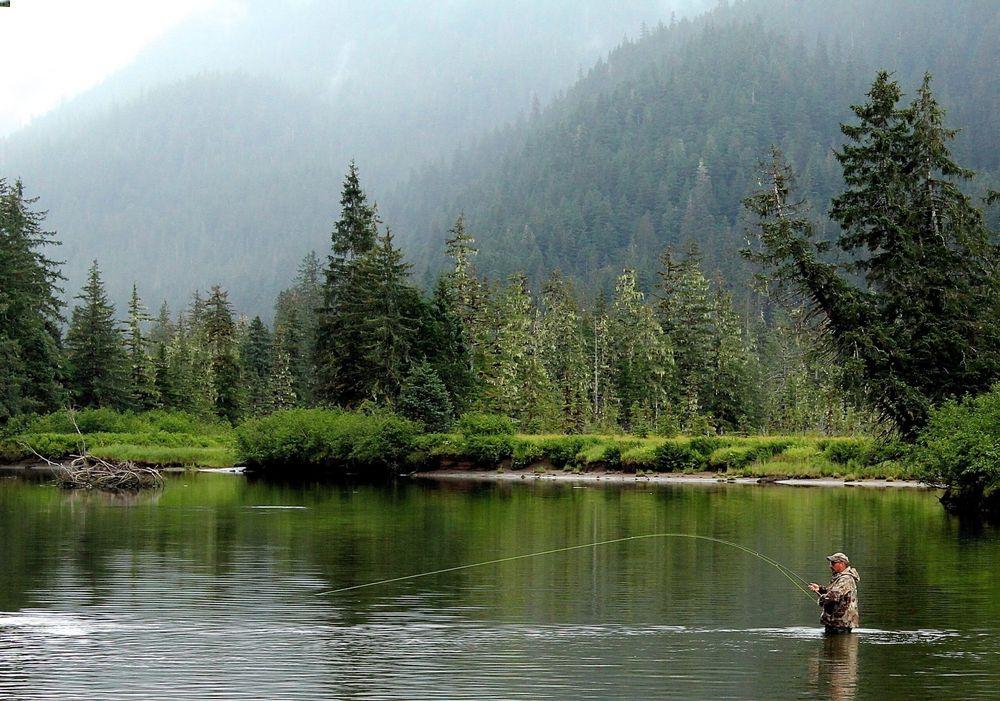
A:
[[808, 582, 821, 593]]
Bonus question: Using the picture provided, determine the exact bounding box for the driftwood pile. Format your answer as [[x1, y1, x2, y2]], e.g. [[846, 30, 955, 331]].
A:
[[20, 409, 164, 492], [55, 454, 164, 491]]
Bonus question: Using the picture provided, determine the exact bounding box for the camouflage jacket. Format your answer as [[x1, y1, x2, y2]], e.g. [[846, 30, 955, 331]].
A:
[[818, 567, 860, 629]]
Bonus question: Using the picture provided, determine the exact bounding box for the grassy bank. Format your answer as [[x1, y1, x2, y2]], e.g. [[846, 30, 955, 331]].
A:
[[3, 408, 912, 480], [234, 409, 912, 480], [0, 409, 237, 468]]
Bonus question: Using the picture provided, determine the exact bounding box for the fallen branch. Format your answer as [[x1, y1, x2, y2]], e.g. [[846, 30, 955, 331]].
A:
[[55, 453, 164, 491]]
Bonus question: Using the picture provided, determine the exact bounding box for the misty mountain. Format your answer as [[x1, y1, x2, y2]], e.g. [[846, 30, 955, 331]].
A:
[[385, 0, 1000, 295], [0, 0, 709, 315]]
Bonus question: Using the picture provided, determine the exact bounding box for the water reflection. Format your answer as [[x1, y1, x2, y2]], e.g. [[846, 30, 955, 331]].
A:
[[0, 474, 995, 700], [810, 633, 859, 701]]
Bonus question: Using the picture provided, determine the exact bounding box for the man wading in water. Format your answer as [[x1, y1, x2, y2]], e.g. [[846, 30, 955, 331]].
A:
[[808, 552, 860, 633]]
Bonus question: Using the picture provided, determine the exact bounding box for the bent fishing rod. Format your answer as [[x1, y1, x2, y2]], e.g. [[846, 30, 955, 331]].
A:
[[316, 533, 817, 600]]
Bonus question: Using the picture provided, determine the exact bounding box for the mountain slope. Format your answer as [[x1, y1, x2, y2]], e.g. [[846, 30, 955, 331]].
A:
[[385, 0, 1000, 294], [1, 1, 706, 315]]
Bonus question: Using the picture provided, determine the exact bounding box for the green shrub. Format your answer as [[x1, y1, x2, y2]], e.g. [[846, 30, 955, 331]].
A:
[[457, 412, 516, 436], [235, 408, 419, 475], [654, 413, 680, 438], [461, 435, 514, 465], [823, 438, 870, 465], [350, 416, 422, 465], [653, 442, 704, 472], [708, 439, 791, 471], [913, 385, 1000, 516], [689, 436, 732, 457], [512, 439, 546, 468], [535, 436, 591, 468], [14, 432, 85, 458], [862, 439, 908, 465], [621, 444, 657, 471]]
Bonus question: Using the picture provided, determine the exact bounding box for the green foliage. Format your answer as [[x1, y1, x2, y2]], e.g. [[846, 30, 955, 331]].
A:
[[707, 439, 791, 471], [2, 409, 236, 466], [65, 261, 129, 409], [0, 178, 65, 421], [653, 442, 704, 473], [457, 412, 516, 436], [398, 363, 454, 432], [234, 408, 420, 474], [744, 73, 999, 438], [823, 438, 872, 465], [454, 435, 514, 466], [914, 385, 1000, 516], [688, 436, 730, 458]]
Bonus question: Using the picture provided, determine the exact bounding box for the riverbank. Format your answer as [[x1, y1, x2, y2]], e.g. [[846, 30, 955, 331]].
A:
[[0, 409, 238, 469], [4, 408, 914, 481]]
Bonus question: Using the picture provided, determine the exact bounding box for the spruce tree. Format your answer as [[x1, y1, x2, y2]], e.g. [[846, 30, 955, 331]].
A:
[[656, 244, 713, 422], [240, 316, 273, 415], [274, 250, 323, 402], [745, 72, 999, 437], [315, 163, 381, 404], [202, 285, 242, 421], [353, 228, 422, 404], [125, 284, 159, 410], [538, 270, 591, 432], [609, 269, 672, 432], [398, 362, 454, 432], [442, 215, 487, 364], [705, 284, 759, 432], [484, 273, 560, 429], [275, 310, 310, 406], [0, 178, 65, 419], [268, 338, 297, 411], [585, 290, 618, 430], [65, 261, 129, 408]]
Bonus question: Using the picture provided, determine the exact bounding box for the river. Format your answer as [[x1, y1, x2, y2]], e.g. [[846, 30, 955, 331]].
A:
[[0, 471, 997, 699]]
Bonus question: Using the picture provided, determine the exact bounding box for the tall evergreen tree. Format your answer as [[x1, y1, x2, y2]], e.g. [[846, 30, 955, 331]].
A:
[[125, 284, 158, 410], [353, 228, 422, 404], [484, 273, 560, 429], [584, 290, 618, 430], [656, 245, 713, 421], [240, 315, 273, 415], [315, 163, 381, 404], [705, 284, 760, 432], [268, 334, 297, 411], [274, 250, 323, 402], [538, 270, 591, 432], [65, 261, 129, 408], [745, 74, 999, 436], [202, 285, 242, 421], [0, 179, 65, 420], [609, 269, 672, 431]]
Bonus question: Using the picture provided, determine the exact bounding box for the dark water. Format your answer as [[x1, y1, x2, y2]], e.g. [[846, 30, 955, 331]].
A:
[[0, 471, 997, 700]]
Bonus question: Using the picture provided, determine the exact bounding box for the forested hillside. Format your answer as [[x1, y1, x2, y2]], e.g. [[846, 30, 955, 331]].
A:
[[387, 0, 999, 294], [0, 0, 703, 314]]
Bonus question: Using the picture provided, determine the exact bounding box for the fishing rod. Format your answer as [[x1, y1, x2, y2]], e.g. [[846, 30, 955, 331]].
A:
[[317, 533, 817, 600]]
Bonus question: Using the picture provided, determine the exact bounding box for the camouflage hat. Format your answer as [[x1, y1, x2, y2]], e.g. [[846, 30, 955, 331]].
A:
[[826, 552, 850, 565]]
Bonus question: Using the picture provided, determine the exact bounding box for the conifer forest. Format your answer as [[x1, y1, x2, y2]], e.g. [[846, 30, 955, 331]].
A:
[[2, 3, 1000, 699]]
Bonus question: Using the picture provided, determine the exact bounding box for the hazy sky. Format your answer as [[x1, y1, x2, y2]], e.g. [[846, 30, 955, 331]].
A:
[[0, 0, 228, 135]]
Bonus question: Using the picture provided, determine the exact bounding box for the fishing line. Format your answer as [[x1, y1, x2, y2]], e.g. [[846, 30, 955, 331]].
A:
[[317, 533, 817, 600]]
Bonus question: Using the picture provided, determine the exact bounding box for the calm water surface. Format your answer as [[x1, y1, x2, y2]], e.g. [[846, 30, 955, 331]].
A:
[[0, 471, 997, 700]]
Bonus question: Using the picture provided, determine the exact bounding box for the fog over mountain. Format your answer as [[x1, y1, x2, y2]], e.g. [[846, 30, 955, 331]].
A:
[[0, 0, 710, 315], [1, 0, 995, 319]]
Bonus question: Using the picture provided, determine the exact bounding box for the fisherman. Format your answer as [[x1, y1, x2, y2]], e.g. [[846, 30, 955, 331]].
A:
[[808, 552, 860, 633]]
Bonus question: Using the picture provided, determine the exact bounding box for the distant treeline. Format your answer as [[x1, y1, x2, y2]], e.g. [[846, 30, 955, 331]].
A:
[[2, 73, 997, 455]]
